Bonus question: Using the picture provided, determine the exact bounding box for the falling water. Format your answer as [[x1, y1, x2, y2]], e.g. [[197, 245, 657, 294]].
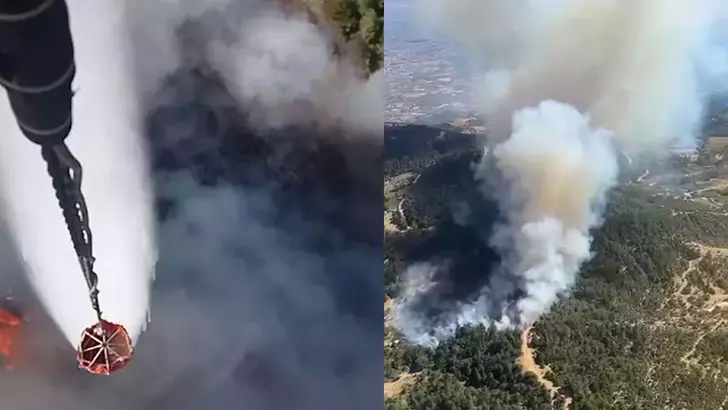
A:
[[0, 0, 157, 347]]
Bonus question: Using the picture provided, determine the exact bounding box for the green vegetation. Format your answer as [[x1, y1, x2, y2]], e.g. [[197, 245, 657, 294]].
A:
[[385, 327, 552, 410], [325, 0, 383, 74], [384, 124, 728, 409]]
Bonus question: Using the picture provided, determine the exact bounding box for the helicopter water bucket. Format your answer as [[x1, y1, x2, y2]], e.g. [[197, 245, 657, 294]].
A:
[[76, 320, 133, 375]]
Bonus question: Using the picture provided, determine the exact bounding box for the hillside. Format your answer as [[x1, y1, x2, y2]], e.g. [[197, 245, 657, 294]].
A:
[[384, 122, 728, 409], [304, 0, 383, 75]]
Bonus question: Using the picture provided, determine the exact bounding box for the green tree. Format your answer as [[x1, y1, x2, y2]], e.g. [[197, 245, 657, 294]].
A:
[[326, 0, 383, 74]]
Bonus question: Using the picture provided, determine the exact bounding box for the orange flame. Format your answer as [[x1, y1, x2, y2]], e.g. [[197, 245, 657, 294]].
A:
[[0, 308, 21, 371]]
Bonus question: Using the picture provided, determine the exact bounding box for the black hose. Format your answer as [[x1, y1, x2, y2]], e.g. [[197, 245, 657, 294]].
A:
[[40, 144, 101, 319]]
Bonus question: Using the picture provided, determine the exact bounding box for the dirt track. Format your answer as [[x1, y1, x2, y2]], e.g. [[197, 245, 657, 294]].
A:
[[519, 327, 572, 410]]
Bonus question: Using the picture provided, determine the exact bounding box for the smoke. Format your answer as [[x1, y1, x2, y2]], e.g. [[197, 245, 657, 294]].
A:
[[490, 101, 617, 325], [125, 0, 383, 135], [0, 0, 382, 409], [395, 0, 728, 345]]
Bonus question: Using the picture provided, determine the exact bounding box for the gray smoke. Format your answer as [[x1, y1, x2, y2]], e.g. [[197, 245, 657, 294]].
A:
[[396, 0, 728, 346], [0, 0, 382, 409]]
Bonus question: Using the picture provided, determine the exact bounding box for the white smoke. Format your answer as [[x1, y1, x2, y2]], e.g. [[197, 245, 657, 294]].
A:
[[394, 263, 444, 346], [207, 8, 383, 135], [491, 101, 617, 325], [125, 0, 382, 136], [396, 0, 728, 344]]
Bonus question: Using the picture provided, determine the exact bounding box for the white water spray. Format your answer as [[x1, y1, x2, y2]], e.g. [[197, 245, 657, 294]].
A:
[[0, 0, 156, 347]]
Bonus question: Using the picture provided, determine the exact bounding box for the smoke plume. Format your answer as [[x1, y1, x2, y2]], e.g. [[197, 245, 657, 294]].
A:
[[396, 0, 728, 345], [0, 0, 382, 409]]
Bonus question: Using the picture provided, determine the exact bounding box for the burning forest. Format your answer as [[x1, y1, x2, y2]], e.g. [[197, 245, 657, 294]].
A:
[[0, 300, 22, 371], [394, 0, 728, 346]]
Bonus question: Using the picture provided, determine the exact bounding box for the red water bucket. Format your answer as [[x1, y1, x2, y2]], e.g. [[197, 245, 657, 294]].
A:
[[76, 320, 133, 375]]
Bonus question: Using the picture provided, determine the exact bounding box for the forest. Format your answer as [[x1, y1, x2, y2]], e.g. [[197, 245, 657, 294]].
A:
[[384, 124, 728, 409]]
